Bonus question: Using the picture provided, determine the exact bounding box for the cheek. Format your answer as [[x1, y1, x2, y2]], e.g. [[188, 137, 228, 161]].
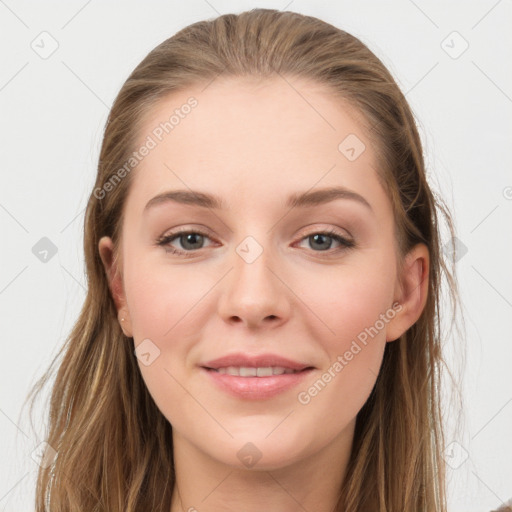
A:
[[124, 255, 209, 341], [123, 260, 209, 423], [123, 257, 215, 406], [294, 257, 395, 408], [300, 258, 396, 347]]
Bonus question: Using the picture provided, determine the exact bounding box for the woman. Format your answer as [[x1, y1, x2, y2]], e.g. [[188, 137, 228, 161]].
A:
[[26, 8, 462, 511]]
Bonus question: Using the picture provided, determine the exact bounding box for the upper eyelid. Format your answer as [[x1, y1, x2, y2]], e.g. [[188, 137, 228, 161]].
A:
[[160, 225, 350, 238], [295, 225, 351, 239], [159, 226, 353, 247]]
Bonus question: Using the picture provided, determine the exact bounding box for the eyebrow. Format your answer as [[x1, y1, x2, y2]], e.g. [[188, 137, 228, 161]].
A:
[[143, 186, 373, 213]]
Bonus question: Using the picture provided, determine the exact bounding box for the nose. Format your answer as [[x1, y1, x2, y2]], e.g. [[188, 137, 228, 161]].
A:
[[217, 242, 291, 329]]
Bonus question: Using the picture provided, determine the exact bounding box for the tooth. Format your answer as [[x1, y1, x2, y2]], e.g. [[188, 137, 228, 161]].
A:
[[256, 367, 273, 377], [212, 366, 303, 376], [239, 367, 257, 377]]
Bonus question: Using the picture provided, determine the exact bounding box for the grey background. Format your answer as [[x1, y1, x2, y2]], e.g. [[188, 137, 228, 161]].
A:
[[1, 1, 511, 510]]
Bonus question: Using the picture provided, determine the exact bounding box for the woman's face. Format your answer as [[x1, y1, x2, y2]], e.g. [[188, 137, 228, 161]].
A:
[[100, 76, 427, 471]]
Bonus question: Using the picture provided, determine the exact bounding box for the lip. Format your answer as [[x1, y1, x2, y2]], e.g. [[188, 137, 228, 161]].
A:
[[200, 353, 315, 400], [201, 367, 314, 400], [201, 353, 313, 371]]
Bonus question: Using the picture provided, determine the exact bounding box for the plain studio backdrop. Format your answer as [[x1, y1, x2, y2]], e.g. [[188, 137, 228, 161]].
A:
[[0, 1, 511, 510]]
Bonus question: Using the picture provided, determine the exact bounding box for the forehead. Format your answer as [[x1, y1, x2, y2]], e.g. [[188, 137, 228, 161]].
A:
[[125, 75, 389, 217]]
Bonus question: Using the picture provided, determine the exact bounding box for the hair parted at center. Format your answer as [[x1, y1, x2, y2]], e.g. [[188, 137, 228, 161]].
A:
[[25, 8, 462, 511]]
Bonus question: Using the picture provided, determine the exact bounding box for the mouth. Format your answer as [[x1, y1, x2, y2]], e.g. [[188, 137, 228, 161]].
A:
[[199, 353, 315, 399], [200, 363, 315, 400], [202, 366, 313, 377]]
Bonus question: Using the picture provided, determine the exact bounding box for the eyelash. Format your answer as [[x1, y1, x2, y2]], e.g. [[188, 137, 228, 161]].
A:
[[155, 227, 356, 258]]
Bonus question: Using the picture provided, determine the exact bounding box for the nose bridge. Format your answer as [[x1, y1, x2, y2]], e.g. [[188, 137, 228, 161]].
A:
[[217, 233, 289, 326]]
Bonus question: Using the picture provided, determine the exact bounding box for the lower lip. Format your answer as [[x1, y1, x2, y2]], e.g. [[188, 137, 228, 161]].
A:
[[200, 367, 314, 400]]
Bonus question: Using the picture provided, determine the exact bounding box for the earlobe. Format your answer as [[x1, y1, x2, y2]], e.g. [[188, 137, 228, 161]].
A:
[[98, 236, 133, 337], [386, 243, 429, 342]]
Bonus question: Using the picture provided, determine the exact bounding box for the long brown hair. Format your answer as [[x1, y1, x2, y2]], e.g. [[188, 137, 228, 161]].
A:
[[24, 8, 462, 511]]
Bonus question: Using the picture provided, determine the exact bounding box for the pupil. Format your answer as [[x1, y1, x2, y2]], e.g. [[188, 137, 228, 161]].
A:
[[182, 233, 203, 249], [311, 234, 331, 251]]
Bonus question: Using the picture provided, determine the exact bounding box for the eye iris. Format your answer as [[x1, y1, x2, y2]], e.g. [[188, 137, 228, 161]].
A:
[[310, 233, 332, 251], [181, 233, 203, 250]]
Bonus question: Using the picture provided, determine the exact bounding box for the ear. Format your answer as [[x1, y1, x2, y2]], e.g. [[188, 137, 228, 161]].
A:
[[386, 243, 429, 342], [98, 236, 133, 337]]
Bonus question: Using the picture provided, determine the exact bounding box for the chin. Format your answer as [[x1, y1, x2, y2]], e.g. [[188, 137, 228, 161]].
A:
[[208, 433, 310, 472]]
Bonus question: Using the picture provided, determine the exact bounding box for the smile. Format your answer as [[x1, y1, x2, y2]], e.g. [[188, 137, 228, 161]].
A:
[[208, 366, 303, 376]]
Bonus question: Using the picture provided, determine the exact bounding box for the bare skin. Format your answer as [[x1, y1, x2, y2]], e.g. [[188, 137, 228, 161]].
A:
[[99, 75, 429, 512]]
